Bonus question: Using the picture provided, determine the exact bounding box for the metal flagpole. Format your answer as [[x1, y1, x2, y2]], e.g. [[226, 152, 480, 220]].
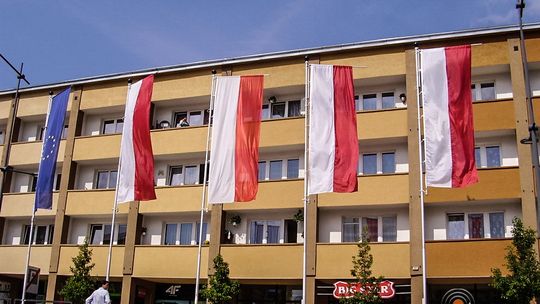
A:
[[415, 47, 428, 304], [106, 79, 132, 281], [194, 71, 217, 304], [21, 92, 53, 304], [302, 58, 310, 304]]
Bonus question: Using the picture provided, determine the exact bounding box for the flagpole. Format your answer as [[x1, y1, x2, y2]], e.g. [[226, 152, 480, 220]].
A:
[[21, 91, 53, 304], [106, 79, 132, 281], [415, 47, 428, 304], [302, 58, 310, 304], [194, 71, 217, 304]]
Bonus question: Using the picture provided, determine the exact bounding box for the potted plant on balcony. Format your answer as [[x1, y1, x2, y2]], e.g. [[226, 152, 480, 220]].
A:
[[229, 214, 241, 227], [293, 209, 304, 223]]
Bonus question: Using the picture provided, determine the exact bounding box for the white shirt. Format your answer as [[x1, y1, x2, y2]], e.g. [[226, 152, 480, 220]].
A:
[[85, 287, 111, 304]]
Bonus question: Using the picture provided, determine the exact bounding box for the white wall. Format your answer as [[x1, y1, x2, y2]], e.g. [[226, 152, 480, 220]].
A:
[[2, 218, 54, 245], [425, 201, 520, 240], [318, 207, 409, 243], [19, 121, 42, 142], [141, 214, 210, 245], [68, 217, 127, 244]]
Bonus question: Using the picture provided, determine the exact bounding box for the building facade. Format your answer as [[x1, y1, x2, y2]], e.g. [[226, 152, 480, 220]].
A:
[[0, 24, 540, 304]]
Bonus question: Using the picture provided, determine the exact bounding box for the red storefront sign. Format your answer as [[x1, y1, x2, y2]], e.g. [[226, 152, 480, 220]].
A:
[[333, 280, 395, 299]]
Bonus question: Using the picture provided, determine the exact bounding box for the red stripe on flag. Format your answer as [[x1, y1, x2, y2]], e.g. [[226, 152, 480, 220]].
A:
[[234, 76, 263, 202], [133, 75, 157, 200], [445, 46, 478, 188], [333, 66, 358, 192]]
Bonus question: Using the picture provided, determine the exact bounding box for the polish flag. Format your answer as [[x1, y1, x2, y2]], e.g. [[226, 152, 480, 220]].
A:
[[208, 75, 264, 204], [116, 75, 157, 203], [308, 64, 358, 195], [421, 45, 478, 188]]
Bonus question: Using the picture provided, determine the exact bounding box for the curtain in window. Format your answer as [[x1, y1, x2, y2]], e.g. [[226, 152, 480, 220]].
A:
[[382, 217, 397, 242], [164, 224, 177, 245], [468, 214, 484, 239], [180, 223, 193, 245], [90, 225, 103, 245], [362, 218, 378, 242], [184, 166, 198, 185], [250, 221, 264, 244], [117, 225, 127, 245], [170, 167, 183, 186], [342, 218, 360, 242], [288, 100, 301, 117], [489, 213, 505, 238], [35, 226, 47, 244], [447, 214, 465, 240], [196, 222, 208, 244], [267, 221, 280, 244]]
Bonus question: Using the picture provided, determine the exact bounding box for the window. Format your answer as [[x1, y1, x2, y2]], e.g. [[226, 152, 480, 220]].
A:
[[163, 222, 208, 245], [89, 224, 125, 245], [263, 99, 303, 120], [169, 166, 183, 186], [189, 111, 203, 126], [61, 125, 69, 139], [362, 94, 377, 111], [269, 160, 283, 180], [174, 110, 205, 127], [55, 173, 62, 191], [447, 214, 465, 240], [475, 145, 501, 168], [287, 100, 302, 117], [381, 92, 395, 109], [117, 224, 127, 245], [381, 152, 396, 174], [38, 126, 45, 141], [30, 175, 38, 192], [271, 102, 286, 119], [184, 165, 198, 185], [471, 82, 496, 101], [362, 154, 377, 175], [261, 104, 270, 120], [249, 220, 281, 244], [96, 170, 117, 189], [342, 216, 397, 243], [489, 212, 505, 238], [468, 214, 484, 239], [382, 216, 397, 242], [258, 161, 266, 181], [22, 224, 54, 245], [362, 217, 378, 242], [0, 129, 5, 144], [287, 159, 299, 179], [167, 164, 205, 186], [342, 217, 360, 242], [102, 118, 123, 134]]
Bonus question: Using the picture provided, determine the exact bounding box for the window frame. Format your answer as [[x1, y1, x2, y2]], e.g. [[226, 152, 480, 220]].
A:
[[101, 118, 124, 135], [355, 91, 397, 111], [262, 99, 305, 120], [22, 224, 54, 245], [94, 169, 118, 189], [88, 223, 126, 245], [167, 164, 204, 186], [471, 81, 496, 101], [445, 211, 506, 240], [248, 219, 283, 244], [258, 157, 301, 181], [341, 215, 398, 243], [162, 221, 209, 245], [360, 151, 397, 175], [475, 144, 502, 168]]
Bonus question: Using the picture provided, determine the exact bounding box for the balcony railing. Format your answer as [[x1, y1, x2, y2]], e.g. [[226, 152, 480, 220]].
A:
[[132, 245, 209, 278], [57, 245, 125, 277], [0, 245, 52, 275]]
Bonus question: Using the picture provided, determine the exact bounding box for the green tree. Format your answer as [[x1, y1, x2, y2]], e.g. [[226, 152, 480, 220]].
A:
[[340, 231, 383, 304], [60, 239, 96, 304], [491, 217, 540, 303], [201, 254, 240, 304]]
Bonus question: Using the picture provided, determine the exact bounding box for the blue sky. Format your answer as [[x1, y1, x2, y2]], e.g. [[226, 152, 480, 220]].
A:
[[1, 0, 539, 91]]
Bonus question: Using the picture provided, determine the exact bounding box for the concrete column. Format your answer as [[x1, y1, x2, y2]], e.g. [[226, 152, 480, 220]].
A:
[[405, 48, 424, 304], [508, 38, 539, 231]]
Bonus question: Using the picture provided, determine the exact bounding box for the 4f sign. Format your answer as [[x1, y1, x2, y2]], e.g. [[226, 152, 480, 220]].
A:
[[333, 280, 395, 299]]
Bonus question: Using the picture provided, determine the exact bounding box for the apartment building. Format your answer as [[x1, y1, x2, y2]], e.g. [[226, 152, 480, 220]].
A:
[[1, 24, 540, 304]]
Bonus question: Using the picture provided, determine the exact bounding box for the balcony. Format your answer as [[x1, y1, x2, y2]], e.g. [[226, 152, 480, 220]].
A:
[[57, 245, 124, 277], [221, 244, 302, 279], [65, 190, 130, 216], [0, 192, 58, 217], [425, 167, 520, 203], [139, 186, 204, 214], [473, 100, 515, 132], [426, 239, 510, 277], [223, 179, 303, 211], [357, 108, 407, 140], [132, 246, 208, 278], [0, 245, 51, 275], [318, 174, 409, 207], [9, 140, 66, 166], [316, 243, 410, 279]]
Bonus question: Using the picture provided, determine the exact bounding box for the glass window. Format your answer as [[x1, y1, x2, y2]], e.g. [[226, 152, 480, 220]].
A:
[[447, 214, 465, 240], [174, 112, 188, 127], [362, 217, 378, 242], [382, 152, 395, 174], [31, 175, 38, 192], [203, 109, 210, 125], [35, 226, 47, 244], [108, 171, 117, 188], [382, 216, 397, 242], [115, 119, 124, 133], [164, 224, 177, 245], [354, 95, 361, 111], [179, 223, 193, 245], [62, 125, 69, 139], [117, 224, 127, 245], [471, 84, 477, 101], [258, 161, 266, 181], [196, 222, 208, 244], [38, 126, 45, 140], [342, 217, 360, 242], [169, 166, 183, 186], [250, 221, 265, 244], [0, 130, 5, 144], [189, 111, 203, 126], [288, 100, 301, 117], [48, 225, 55, 244], [90, 225, 103, 245], [184, 165, 199, 185], [102, 225, 112, 245], [267, 221, 281, 244], [381, 92, 395, 109], [22, 225, 31, 245], [55, 174, 62, 191], [261, 104, 270, 120], [287, 159, 299, 179], [269, 160, 283, 180], [96, 171, 109, 189], [475, 147, 481, 168], [198, 163, 207, 184], [271, 102, 286, 119], [486, 146, 501, 168], [362, 94, 377, 111], [102, 119, 123, 134], [489, 212, 505, 238], [480, 83, 496, 100], [362, 154, 377, 175], [468, 214, 484, 239]]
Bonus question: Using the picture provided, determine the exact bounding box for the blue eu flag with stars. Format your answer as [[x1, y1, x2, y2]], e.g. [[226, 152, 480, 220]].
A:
[[35, 87, 70, 210]]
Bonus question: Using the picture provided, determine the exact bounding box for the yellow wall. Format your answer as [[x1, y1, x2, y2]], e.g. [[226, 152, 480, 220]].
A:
[[65, 190, 129, 216], [0, 246, 52, 275], [57, 245, 124, 277], [9, 140, 66, 166], [0, 192, 58, 217], [132, 246, 208, 278]]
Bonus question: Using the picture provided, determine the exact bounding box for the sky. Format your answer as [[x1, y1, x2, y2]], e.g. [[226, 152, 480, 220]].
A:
[[1, 0, 539, 91]]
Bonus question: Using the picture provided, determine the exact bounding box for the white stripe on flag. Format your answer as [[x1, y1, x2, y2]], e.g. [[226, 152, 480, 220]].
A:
[[308, 64, 335, 194], [208, 76, 240, 203], [422, 48, 453, 187], [116, 80, 141, 203]]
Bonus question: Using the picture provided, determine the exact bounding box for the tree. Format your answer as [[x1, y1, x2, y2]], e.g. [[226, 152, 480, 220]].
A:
[[340, 231, 383, 304], [491, 217, 540, 303], [60, 239, 96, 304], [201, 254, 240, 304]]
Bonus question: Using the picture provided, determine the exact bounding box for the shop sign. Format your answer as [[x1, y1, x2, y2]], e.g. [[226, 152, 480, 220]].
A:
[[333, 280, 395, 299]]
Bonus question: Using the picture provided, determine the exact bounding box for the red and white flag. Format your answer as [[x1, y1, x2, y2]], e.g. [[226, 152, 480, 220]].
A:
[[421, 45, 478, 188], [116, 75, 157, 203], [208, 75, 263, 204], [308, 64, 358, 195]]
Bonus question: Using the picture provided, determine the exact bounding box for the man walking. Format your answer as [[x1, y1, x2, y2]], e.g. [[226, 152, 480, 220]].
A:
[[86, 280, 111, 304]]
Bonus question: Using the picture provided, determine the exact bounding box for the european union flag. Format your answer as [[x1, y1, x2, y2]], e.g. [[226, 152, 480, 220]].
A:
[[35, 87, 70, 210]]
